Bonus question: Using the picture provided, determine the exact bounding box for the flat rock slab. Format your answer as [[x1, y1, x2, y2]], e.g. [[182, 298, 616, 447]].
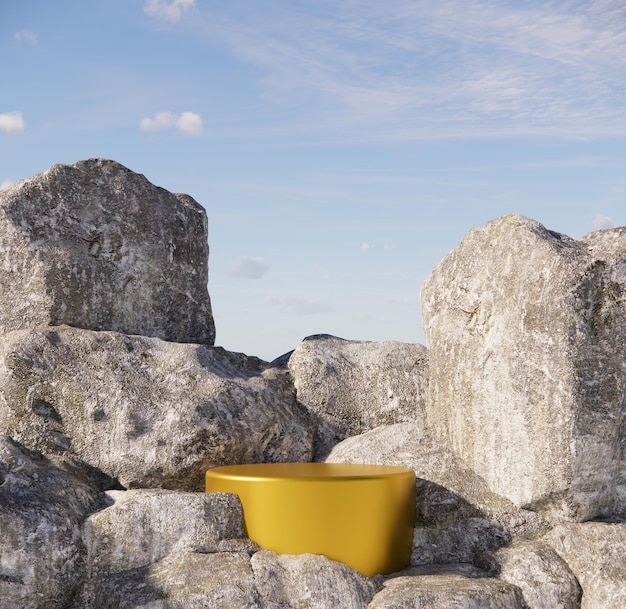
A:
[[421, 215, 625, 520], [0, 158, 215, 344], [0, 326, 314, 489], [368, 567, 525, 609]]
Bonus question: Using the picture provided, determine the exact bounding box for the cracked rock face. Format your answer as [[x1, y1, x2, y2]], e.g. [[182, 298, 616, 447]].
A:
[[421, 215, 626, 520], [0, 326, 314, 490], [0, 158, 215, 344]]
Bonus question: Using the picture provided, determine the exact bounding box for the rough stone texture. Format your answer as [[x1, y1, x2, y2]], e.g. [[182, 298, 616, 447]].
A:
[[543, 522, 626, 609], [288, 334, 429, 458], [83, 490, 246, 577], [368, 566, 525, 609], [251, 550, 378, 609], [0, 158, 215, 344], [421, 215, 626, 520], [481, 540, 582, 609], [0, 326, 314, 490], [412, 519, 510, 567], [90, 551, 261, 609], [0, 436, 99, 609], [326, 423, 546, 541]]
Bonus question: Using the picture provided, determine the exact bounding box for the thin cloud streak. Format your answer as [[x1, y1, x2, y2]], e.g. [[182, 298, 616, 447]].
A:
[[0, 112, 25, 134], [144, 0, 195, 23], [190, 0, 625, 141]]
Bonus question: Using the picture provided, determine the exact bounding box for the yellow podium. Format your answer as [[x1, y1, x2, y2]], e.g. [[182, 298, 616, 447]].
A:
[[205, 462, 416, 577]]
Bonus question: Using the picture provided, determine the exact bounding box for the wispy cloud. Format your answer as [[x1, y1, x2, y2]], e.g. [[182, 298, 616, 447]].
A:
[[0, 112, 25, 134], [592, 214, 617, 229], [228, 256, 269, 279], [14, 30, 37, 45], [360, 242, 370, 253], [0, 179, 13, 190], [140, 111, 202, 136], [266, 296, 334, 315], [144, 0, 195, 23], [191, 0, 626, 140]]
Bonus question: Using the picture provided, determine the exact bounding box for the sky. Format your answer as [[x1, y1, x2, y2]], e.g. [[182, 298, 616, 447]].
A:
[[1, 0, 625, 361]]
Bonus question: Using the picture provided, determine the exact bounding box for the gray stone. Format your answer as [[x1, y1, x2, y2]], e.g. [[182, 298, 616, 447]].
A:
[[0, 158, 214, 344], [326, 423, 546, 540], [251, 550, 378, 609], [483, 540, 582, 609], [91, 551, 261, 609], [543, 522, 626, 609], [412, 519, 510, 567], [288, 334, 429, 458], [368, 565, 525, 608], [0, 436, 99, 609], [0, 326, 314, 490], [421, 215, 626, 520], [83, 490, 246, 576]]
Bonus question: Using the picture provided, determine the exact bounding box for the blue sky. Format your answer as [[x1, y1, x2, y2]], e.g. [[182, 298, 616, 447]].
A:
[[1, 0, 625, 361]]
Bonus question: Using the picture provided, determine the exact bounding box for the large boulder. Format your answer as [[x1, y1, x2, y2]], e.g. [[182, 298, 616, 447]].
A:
[[543, 521, 626, 609], [0, 158, 214, 344], [287, 335, 429, 458], [0, 436, 100, 609], [421, 215, 625, 520], [0, 326, 314, 489]]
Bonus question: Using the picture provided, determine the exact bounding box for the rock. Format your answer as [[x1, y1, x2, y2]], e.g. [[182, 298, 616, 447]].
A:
[[421, 215, 626, 520], [288, 334, 429, 458], [0, 326, 314, 490], [481, 540, 582, 609], [368, 564, 525, 609], [0, 158, 214, 344], [91, 551, 261, 609], [79, 490, 251, 605], [412, 519, 510, 567], [543, 521, 626, 609], [83, 489, 246, 575], [0, 436, 99, 609], [251, 550, 378, 609], [326, 423, 545, 540]]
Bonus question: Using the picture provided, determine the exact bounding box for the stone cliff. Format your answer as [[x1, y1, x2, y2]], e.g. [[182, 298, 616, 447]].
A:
[[0, 160, 623, 608]]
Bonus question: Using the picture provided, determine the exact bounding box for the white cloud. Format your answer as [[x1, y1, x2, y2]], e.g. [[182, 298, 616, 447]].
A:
[[0, 112, 25, 134], [144, 0, 195, 23], [592, 214, 617, 229], [265, 296, 334, 315], [140, 111, 202, 136], [228, 256, 269, 279], [360, 242, 370, 253], [0, 179, 13, 190], [14, 30, 37, 45]]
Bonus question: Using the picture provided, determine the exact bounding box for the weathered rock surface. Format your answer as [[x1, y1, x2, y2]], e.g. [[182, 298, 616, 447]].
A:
[[368, 565, 526, 609], [79, 490, 253, 606], [421, 215, 626, 520], [288, 335, 429, 458], [481, 540, 582, 609], [251, 550, 378, 608], [0, 436, 100, 609], [0, 326, 314, 489], [326, 423, 545, 540], [543, 521, 626, 609], [91, 551, 261, 609], [0, 158, 215, 344]]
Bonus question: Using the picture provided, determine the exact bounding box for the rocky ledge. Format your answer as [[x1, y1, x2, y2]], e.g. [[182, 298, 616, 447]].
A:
[[0, 160, 624, 609]]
